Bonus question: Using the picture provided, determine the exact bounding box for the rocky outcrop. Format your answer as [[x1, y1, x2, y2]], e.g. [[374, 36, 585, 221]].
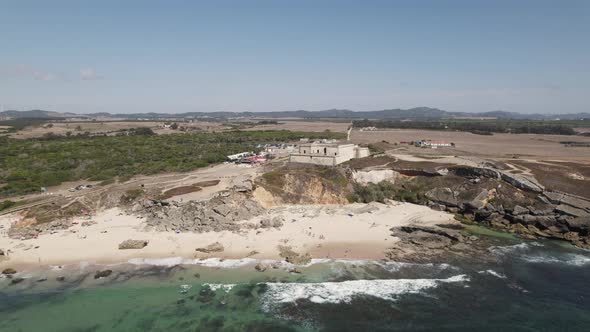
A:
[[141, 188, 265, 233], [278, 245, 312, 265], [2, 268, 17, 275], [254, 263, 267, 272], [425, 187, 459, 207], [94, 269, 113, 279], [565, 217, 590, 234], [10, 277, 25, 285], [453, 166, 501, 179], [118, 239, 148, 250], [500, 172, 544, 193], [451, 166, 544, 192], [259, 216, 284, 228], [195, 242, 224, 253], [386, 225, 486, 262], [555, 204, 590, 218], [543, 191, 590, 214]]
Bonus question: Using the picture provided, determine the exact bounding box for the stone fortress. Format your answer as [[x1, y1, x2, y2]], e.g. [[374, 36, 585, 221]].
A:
[[289, 141, 370, 166]]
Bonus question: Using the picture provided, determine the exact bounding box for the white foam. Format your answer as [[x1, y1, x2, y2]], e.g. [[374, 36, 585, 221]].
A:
[[126, 257, 267, 268], [379, 261, 456, 272], [124, 257, 460, 273], [125, 257, 390, 269], [261, 274, 469, 305], [203, 283, 236, 292], [522, 253, 590, 266], [488, 242, 544, 256], [478, 270, 507, 279]]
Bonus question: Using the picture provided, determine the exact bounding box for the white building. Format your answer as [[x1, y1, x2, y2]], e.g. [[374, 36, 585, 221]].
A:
[[289, 142, 370, 166], [415, 141, 453, 148], [227, 152, 253, 161]]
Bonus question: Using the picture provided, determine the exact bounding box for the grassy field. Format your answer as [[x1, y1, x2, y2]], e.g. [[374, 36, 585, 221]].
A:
[[351, 129, 590, 162], [353, 119, 590, 135], [0, 130, 345, 198]]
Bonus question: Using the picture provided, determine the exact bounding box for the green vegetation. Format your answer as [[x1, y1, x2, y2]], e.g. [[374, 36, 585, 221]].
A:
[[0, 130, 344, 198], [0, 200, 16, 211], [0, 118, 55, 133], [120, 189, 146, 204], [349, 181, 427, 204], [353, 119, 582, 135]]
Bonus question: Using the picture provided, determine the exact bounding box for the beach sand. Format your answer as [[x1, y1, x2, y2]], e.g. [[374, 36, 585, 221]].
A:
[[0, 202, 456, 269]]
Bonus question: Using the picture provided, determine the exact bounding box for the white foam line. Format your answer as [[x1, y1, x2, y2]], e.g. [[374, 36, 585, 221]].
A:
[[478, 270, 507, 279], [203, 283, 236, 292], [261, 274, 470, 305]]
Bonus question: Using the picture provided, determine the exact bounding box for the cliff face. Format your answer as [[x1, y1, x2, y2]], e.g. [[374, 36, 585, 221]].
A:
[[254, 165, 351, 206]]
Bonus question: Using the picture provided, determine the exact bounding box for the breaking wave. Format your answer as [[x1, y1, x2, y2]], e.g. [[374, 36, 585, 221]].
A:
[[489, 242, 590, 267], [521, 253, 590, 266], [488, 242, 542, 255], [203, 283, 236, 292], [126, 257, 265, 268], [125, 257, 452, 269], [260, 274, 470, 305], [478, 270, 507, 279]]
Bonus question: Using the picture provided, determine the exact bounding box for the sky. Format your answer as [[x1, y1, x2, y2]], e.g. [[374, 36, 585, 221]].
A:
[[0, 0, 588, 114]]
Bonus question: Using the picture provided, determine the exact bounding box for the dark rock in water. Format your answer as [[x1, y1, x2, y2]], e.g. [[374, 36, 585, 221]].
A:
[[2, 268, 17, 275], [193, 273, 201, 279], [94, 269, 113, 279], [254, 263, 267, 272], [37, 277, 48, 282], [118, 239, 148, 249], [10, 277, 25, 285], [198, 288, 215, 303], [56, 276, 66, 282], [176, 299, 186, 305]]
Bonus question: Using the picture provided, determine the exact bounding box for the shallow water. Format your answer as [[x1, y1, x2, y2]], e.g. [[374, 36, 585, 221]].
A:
[[1, 240, 590, 331]]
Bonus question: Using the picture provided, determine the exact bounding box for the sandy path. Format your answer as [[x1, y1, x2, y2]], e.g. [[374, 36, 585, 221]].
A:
[[0, 202, 455, 269]]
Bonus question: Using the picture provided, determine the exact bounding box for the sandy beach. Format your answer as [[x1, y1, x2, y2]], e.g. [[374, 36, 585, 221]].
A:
[[0, 202, 456, 269]]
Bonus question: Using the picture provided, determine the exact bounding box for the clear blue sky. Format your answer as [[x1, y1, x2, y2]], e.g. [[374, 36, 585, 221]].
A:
[[1, 0, 588, 114]]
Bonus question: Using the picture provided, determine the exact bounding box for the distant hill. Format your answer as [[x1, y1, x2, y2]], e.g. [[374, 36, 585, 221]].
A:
[[2, 108, 589, 121], [0, 109, 83, 119]]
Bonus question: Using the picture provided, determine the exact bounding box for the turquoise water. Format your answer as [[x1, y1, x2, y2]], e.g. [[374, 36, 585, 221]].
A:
[[2, 239, 590, 331]]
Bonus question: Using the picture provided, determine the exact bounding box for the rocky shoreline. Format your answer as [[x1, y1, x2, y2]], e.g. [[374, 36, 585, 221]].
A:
[[420, 165, 590, 249]]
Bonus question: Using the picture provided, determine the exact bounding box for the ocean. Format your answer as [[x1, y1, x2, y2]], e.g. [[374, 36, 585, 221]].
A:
[[1, 236, 589, 331]]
